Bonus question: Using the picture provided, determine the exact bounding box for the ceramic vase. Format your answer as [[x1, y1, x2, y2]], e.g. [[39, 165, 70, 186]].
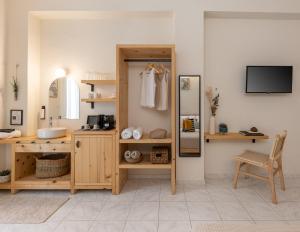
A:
[[209, 116, 216, 135]]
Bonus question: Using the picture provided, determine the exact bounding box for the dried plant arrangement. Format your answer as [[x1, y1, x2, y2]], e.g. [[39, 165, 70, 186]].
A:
[[11, 64, 19, 101], [205, 86, 219, 116]]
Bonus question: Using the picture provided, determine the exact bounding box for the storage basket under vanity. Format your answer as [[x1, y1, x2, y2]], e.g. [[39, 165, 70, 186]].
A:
[[35, 153, 70, 178], [150, 146, 169, 164]]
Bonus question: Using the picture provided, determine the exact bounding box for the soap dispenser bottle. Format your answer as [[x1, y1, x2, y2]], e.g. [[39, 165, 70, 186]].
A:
[[40, 106, 46, 120]]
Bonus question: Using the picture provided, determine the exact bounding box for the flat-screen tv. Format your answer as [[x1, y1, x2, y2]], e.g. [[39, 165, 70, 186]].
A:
[[246, 66, 293, 93]]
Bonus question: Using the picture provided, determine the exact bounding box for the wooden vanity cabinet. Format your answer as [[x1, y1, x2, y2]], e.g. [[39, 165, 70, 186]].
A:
[[73, 131, 116, 193]]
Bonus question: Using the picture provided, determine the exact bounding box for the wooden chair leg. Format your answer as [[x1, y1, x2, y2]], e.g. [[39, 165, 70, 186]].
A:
[[268, 165, 277, 204], [277, 158, 285, 191], [244, 164, 251, 179], [233, 161, 241, 189]]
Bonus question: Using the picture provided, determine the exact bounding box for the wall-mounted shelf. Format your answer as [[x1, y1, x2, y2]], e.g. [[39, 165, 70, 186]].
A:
[[81, 98, 116, 108], [81, 80, 116, 87], [205, 132, 269, 143], [81, 98, 116, 103], [81, 80, 116, 108]]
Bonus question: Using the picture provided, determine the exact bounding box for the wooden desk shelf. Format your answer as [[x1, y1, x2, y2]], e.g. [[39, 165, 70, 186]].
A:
[[205, 132, 269, 143]]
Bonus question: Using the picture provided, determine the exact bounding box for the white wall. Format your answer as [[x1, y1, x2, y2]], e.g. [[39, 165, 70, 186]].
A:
[[0, 0, 5, 128], [27, 15, 40, 136], [4, 0, 300, 181], [0, 0, 6, 170], [205, 15, 300, 177], [39, 15, 173, 130]]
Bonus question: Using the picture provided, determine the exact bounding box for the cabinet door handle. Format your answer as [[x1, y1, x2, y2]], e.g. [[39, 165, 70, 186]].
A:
[[76, 141, 80, 148]]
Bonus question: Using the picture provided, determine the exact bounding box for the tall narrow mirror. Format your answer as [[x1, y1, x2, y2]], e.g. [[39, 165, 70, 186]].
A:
[[179, 75, 201, 157], [49, 77, 80, 120]]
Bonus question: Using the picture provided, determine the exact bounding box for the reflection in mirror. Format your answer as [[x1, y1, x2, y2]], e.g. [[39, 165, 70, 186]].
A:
[[179, 75, 201, 157], [49, 77, 80, 120]]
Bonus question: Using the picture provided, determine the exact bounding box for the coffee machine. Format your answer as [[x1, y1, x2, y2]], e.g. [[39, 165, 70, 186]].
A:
[[86, 115, 115, 130]]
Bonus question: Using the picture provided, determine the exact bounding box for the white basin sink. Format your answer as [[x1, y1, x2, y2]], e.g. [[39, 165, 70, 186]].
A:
[[37, 127, 67, 139]]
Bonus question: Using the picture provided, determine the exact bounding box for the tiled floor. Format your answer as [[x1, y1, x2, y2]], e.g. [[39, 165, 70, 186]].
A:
[[1, 177, 300, 232]]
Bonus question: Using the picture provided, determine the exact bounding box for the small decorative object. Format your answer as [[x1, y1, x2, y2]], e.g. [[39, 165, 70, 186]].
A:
[[0, 169, 11, 183], [49, 80, 58, 98], [250, 127, 258, 132], [205, 86, 220, 135], [36, 154, 70, 178], [88, 92, 95, 99], [180, 77, 190, 90], [11, 64, 19, 101], [149, 128, 167, 139], [150, 146, 169, 164], [96, 92, 101, 98], [10, 109, 23, 126], [124, 150, 142, 163], [219, 123, 228, 134]]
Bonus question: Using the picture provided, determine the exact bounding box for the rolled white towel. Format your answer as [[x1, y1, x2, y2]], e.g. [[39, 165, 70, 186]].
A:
[[133, 127, 143, 140], [130, 150, 141, 160], [8, 130, 21, 138], [121, 127, 134, 139], [0, 130, 22, 139], [124, 150, 131, 160]]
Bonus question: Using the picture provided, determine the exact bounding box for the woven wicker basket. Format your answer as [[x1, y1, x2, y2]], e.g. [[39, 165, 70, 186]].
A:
[[36, 154, 70, 178], [150, 146, 169, 164]]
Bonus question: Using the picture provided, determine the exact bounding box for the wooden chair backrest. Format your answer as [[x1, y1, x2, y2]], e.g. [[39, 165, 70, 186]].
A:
[[269, 130, 287, 161]]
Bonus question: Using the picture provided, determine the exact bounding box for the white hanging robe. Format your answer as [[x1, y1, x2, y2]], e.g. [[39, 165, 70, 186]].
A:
[[140, 68, 156, 108]]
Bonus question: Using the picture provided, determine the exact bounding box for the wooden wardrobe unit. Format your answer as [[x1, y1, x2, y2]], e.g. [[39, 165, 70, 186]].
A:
[[115, 44, 176, 194]]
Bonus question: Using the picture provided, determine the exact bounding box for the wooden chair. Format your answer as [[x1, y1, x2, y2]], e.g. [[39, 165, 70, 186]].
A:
[[232, 130, 287, 204]]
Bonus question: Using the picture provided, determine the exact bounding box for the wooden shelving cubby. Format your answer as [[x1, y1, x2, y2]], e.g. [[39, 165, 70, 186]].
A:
[[115, 44, 176, 194]]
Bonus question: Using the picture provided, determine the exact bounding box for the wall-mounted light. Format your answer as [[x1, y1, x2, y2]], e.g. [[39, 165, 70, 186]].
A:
[[54, 68, 67, 78]]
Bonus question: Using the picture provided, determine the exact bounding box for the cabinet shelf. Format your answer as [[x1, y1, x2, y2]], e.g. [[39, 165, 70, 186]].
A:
[[119, 134, 172, 144], [14, 174, 71, 189], [0, 182, 11, 189], [119, 160, 171, 169], [81, 80, 116, 85]]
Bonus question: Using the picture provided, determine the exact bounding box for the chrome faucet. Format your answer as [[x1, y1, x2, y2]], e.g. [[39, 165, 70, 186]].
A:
[[49, 116, 53, 128]]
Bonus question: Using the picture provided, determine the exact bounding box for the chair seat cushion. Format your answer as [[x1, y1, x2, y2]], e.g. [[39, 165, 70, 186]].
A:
[[234, 150, 269, 167]]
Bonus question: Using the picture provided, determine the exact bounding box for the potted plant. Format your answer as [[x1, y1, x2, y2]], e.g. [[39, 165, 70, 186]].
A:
[[0, 170, 11, 183], [205, 86, 220, 135]]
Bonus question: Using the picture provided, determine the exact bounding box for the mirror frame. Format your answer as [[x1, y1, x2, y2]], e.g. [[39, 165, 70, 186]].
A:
[[178, 75, 201, 157]]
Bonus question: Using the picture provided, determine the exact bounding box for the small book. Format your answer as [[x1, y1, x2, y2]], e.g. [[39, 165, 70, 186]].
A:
[[0, 129, 15, 133], [239, 131, 264, 136]]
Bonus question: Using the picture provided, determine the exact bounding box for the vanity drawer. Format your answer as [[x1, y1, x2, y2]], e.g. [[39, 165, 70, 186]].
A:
[[15, 144, 41, 152], [40, 144, 71, 153]]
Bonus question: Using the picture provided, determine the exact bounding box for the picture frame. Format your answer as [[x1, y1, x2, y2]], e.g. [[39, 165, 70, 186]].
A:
[[10, 110, 23, 126]]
